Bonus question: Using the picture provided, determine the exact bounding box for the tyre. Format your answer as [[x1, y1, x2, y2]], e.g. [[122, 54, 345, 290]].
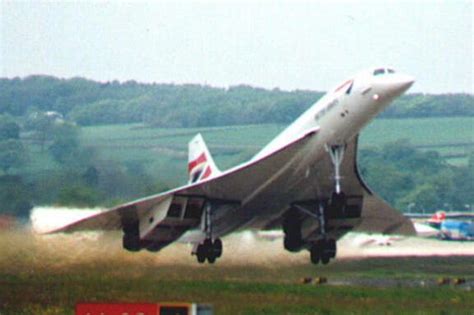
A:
[[207, 253, 216, 264], [203, 238, 213, 249], [213, 239, 223, 258], [310, 243, 321, 264], [321, 254, 330, 265], [320, 239, 333, 264], [146, 245, 160, 252], [197, 254, 206, 263], [196, 244, 206, 263], [326, 239, 337, 258]]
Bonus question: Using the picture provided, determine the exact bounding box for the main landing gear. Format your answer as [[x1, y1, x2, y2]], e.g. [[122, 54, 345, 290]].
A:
[[310, 202, 337, 265], [195, 202, 223, 264], [196, 238, 222, 264], [287, 201, 338, 265], [310, 239, 336, 265]]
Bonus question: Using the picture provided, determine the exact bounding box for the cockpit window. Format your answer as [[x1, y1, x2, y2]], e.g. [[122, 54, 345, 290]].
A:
[[373, 68, 385, 76], [387, 68, 395, 73]]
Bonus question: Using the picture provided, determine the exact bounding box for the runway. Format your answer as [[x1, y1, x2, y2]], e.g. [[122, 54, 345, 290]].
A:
[[1, 208, 474, 314]]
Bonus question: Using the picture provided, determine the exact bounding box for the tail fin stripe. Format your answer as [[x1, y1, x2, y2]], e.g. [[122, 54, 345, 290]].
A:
[[188, 133, 221, 183], [200, 165, 212, 180], [188, 152, 207, 173]]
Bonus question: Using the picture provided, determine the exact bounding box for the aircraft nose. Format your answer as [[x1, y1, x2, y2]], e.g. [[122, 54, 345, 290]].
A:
[[389, 74, 415, 95], [380, 73, 415, 97]]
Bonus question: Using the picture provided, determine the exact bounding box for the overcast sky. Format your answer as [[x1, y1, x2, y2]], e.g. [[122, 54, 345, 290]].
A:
[[1, 0, 472, 93]]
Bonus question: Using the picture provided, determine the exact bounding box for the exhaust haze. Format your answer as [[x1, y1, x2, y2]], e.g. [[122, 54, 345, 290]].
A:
[[1, 207, 473, 273]]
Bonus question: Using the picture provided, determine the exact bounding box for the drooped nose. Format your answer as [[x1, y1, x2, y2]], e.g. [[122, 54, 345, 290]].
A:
[[371, 73, 415, 100], [365, 72, 415, 107], [374, 73, 415, 98], [388, 74, 415, 95]]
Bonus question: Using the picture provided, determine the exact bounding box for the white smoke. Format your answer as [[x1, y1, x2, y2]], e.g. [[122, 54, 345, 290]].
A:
[[30, 206, 104, 234], [20, 206, 474, 269]]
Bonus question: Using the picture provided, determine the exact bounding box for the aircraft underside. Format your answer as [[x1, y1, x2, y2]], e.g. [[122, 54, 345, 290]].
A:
[[123, 139, 365, 265]]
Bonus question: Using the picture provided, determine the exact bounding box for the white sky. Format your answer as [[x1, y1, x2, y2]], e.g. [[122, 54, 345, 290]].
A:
[[1, 0, 473, 93]]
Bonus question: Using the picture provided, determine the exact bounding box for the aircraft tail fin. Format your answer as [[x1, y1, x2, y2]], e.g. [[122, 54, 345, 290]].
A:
[[428, 211, 446, 224], [188, 133, 221, 183]]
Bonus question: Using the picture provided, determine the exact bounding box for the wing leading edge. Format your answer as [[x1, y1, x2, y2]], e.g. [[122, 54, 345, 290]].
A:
[[347, 136, 416, 236]]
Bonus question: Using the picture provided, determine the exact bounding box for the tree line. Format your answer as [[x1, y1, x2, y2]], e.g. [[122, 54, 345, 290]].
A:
[[0, 75, 472, 218], [359, 141, 473, 213], [1, 76, 472, 128], [0, 112, 164, 218]]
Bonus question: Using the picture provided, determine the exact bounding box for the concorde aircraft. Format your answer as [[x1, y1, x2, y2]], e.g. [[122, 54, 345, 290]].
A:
[[48, 67, 416, 265]]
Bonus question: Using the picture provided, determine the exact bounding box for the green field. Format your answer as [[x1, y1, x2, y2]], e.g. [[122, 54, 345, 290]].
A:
[[79, 117, 473, 151], [1, 229, 473, 314], [73, 117, 473, 185], [361, 117, 473, 147]]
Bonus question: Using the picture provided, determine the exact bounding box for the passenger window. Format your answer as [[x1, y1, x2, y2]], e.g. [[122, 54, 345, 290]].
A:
[[373, 68, 385, 76], [387, 69, 395, 73]]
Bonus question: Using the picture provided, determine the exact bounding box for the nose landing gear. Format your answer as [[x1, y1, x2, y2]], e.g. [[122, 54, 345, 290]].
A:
[[327, 144, 346, 194], [327, 144, 348, 214]]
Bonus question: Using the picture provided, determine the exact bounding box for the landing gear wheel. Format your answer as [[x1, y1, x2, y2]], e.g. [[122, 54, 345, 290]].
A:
[[321, 253, 331, 265], [327, 239, 337, 258], [146, 243, 161, 252], [196, 244, 207, 263], [195, 238, 223, 264], [310, 239, 337, 265], [203, 238, 212, 263], [320, 239, 331, 265], [213, 238, 223, 258], [197, 253, 206, 263], [207, 254, 216, 264], [310, 242, 322, 264], [206, 238, 220, 263], [203, 238, 212, 249]]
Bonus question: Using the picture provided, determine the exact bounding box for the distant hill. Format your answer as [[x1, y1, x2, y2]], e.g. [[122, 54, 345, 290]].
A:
[[0, 75, 472, 127]]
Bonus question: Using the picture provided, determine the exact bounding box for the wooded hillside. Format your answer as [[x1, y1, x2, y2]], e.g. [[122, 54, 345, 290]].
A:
[[1, 76, 472, 128]]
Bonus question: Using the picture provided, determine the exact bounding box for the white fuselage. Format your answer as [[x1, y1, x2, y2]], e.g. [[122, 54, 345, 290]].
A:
[[254, 67, 414, 161], [211, 67, 414, 234]]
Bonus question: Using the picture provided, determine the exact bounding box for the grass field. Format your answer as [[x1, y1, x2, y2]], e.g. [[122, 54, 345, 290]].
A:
[[360, 117, 473, 147], [20, 117, 473, 185], [79, 117, 474, 152], [1, 229, 474, 314], [80, 117, 474, 155], [74, 117, 474, 185]]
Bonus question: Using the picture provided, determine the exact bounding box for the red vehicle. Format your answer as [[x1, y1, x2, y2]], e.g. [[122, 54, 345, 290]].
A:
[[76, 302, 213, 315]]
